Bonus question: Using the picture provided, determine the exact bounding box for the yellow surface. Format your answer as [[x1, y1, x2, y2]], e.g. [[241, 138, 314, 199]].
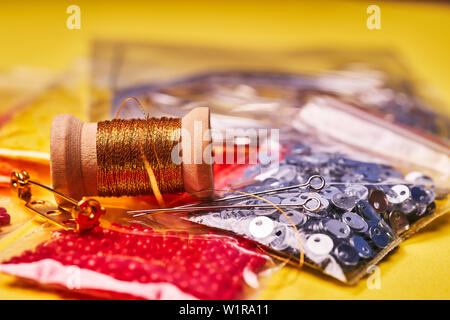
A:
[[0, 0, 449, 299]]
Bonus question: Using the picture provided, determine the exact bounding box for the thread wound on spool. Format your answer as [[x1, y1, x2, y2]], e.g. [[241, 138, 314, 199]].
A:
[[96, 117, 183, 197]]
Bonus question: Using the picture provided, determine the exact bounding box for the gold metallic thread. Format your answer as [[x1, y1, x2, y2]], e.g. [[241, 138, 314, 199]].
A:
[[96, 117, 183, 197]]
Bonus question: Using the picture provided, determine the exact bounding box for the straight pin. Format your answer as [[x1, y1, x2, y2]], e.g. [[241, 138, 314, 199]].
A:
[[210, 174, 325, 203], [130, 196, 322, 217], [129, 174, 325, 215]]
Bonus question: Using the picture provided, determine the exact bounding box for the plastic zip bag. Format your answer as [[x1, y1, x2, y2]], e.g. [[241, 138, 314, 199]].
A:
[[0, 222, 276, 299], [90, 43, 449, 187], [87, 42, 449, 284], [89, 42, 449, 140]]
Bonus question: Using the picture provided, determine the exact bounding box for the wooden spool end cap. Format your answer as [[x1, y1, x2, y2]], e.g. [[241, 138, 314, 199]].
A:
[[181, 107, 214, 200], [50, 114, 97, 205]]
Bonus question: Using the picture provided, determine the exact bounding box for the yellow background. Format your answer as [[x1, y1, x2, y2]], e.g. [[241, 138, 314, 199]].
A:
[[0, 0, 449, 299]]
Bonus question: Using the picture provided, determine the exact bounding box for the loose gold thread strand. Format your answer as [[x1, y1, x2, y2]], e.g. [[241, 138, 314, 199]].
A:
[[211, 189, 305, 269], [96, 117, 183, 197], [114, 97, 147, 119], [151, 188, 305, 270], [138, 135, 166, 207], [114, 97, 166, 205]]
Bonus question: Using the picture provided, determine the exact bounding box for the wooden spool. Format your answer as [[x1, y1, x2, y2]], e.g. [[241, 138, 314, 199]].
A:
[[50, 107, 214, 204]]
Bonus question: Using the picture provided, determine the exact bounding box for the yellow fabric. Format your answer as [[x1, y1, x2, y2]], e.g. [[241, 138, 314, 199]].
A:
[[0, 0, 449, 299]]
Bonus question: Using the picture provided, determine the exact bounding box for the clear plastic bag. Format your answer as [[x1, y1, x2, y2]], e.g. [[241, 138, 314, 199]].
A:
[[89, 42, 449, 188], [87, 42, 449, 284], [0, 221, 277, 299], [178, 137, 444, 284]]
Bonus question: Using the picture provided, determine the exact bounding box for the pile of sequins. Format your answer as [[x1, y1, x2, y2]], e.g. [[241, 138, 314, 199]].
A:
[[187, 143, 437, 283], [1, 224, 270, 299]]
